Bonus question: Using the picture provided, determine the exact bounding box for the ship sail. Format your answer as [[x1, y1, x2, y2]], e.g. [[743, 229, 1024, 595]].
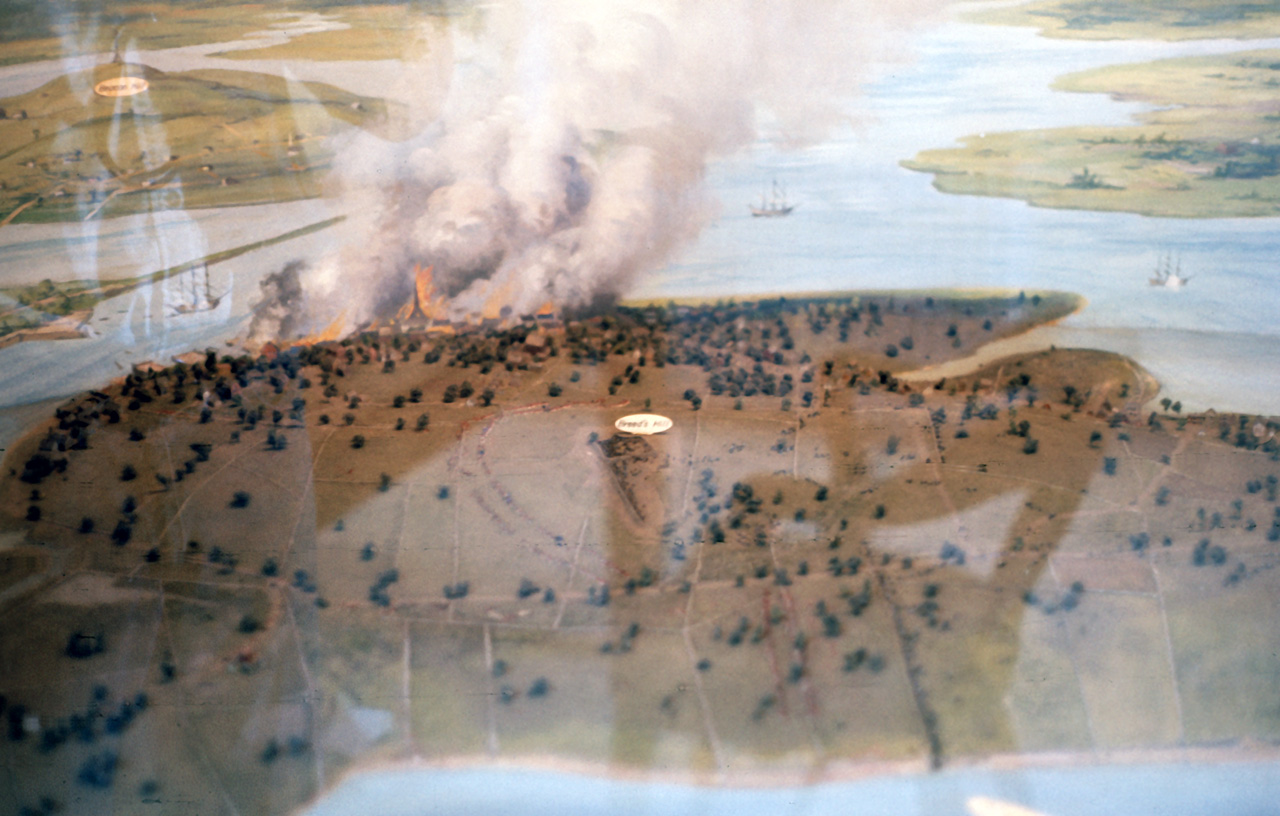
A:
[[1149, 251, 1190, 289], [170, 263, 224, 314], [749, 179, 794, 218]]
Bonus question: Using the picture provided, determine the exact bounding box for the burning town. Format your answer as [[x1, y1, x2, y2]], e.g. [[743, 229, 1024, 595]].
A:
[[3, 0, 1280, 814]]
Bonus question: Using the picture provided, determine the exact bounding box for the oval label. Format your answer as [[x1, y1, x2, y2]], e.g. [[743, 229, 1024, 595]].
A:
[[614, 413, 673, 435], [94, 76, 149, 97]]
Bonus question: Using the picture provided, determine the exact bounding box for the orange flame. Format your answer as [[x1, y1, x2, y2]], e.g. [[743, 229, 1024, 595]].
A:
[[289, 310, 347, 348], [481, 276, 519, 322], [398, 264, 449, 322], [417, 264, 436, 317]]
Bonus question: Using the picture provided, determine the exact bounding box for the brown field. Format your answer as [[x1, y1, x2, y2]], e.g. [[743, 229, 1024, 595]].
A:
[[0, 291, 1277, 813]]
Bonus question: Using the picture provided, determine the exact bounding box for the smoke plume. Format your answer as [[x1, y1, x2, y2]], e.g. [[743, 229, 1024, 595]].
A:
[[248, 261, 306, 342], [253, 0, 944, 342]]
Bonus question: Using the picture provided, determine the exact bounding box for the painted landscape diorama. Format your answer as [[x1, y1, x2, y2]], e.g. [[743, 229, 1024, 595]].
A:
[[2, 1, 1280, 815]]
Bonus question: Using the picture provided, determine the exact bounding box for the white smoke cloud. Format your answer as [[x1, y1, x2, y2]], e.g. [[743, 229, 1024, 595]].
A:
[[254, 0, 945, 341]]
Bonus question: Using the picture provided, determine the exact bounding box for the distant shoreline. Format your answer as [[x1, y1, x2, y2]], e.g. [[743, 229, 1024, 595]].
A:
[[621, 287, 1083, 311], [296, 743, 1280, 815]]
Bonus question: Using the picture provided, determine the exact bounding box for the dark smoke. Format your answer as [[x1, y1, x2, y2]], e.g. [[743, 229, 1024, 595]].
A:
[[248, 260, 306, 342]]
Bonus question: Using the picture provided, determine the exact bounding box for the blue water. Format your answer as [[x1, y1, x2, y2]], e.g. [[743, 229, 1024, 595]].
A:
[[642, 22, 1280, 332], [635, 22, 1280, 412], [303, 760, 1280, 816], [2, 19, 1279, 414]]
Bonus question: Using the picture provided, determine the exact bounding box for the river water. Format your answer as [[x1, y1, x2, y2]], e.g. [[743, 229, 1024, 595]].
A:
[[2, 12, 1279, 415], [637, 19, 1280, 414], [300, 759, 1280, 816]]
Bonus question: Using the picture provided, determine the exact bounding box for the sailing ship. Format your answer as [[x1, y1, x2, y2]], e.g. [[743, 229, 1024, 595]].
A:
[[750, 180, 794, 217], [1149, 252, 1190, 289], [172, 263, 224, 314]]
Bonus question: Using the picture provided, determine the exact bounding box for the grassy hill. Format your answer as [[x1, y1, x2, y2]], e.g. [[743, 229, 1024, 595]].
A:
[[0, 61, 390, 225], [969, 0, 1280, 41], [2, 294, 1278, 813]]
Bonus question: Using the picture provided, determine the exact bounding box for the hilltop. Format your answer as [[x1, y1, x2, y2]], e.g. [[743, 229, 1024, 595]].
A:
[[1, 291, 1278, 815], [0, 61, 388, 226]]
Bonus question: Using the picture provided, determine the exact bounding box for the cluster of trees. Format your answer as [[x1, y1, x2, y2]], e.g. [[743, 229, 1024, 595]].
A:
[[827, 556, 863, 578], [369, 569, 400, 606], [259, 735, 310, 764], [14, 795, 60, 816], [1023, 581, 1086, 614], [600, 622, 641, 654], [706, 365, 794, 401], [1192, 538, 1228, 566], [206, 546, 239, 574], [65, 630, 106, 659], [494, 676, 551, 704], [715, 615, 760, 647], [1006, 416, 1039, 454], [914, 584, 945, 629], [18, 453, 66, 485], [293, 569, 318, 594], [1245, 474, 1279, 502], [842, 647, 886, 674], [727, 481, 763, 513], [77, 751, 119, 789], [813, 599, 842, 638], [517, 578, 555, 603], [938, 542, 967, 567], [585, 584, 610, 606], [623, 567, 658, 595], [442, 381, 475, 403], [17, 684, 149, 759]]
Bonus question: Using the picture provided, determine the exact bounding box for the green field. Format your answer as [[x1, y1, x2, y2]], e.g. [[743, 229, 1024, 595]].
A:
[[0, 1, 449, 67], [1, 293, 1278, 813], [0, 61, 390, 226], [0, 1, 283, 67], [903, 50, 1280, 217], [969, 0, 1280, 41], [211, 4, 444, 62]]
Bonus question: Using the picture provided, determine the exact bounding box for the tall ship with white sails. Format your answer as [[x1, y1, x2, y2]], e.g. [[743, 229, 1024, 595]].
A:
[[1149, 252, 1190, 289], [170, 263, 224, 315], [750, 180, 794, 218]]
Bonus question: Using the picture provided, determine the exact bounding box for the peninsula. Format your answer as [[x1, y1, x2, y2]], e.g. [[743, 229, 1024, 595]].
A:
[[903, 50, 1280, 218], [2, 291, 1278, 815]]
